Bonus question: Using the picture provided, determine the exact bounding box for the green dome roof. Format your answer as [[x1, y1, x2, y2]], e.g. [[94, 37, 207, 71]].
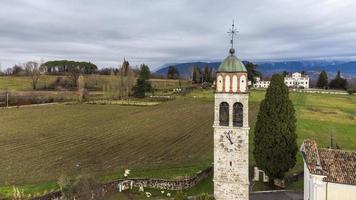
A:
[[218, 48, 247, 72]]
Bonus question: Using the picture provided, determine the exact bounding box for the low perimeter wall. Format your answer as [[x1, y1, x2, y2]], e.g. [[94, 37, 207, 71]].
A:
[[31, 166, 213, 200]]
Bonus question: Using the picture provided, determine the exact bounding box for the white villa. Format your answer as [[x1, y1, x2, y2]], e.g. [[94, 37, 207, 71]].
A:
[[253, 72, 309, 89], [284, 72, 309, 89], [300, 140, 356, 200], [253, 77, 270, 88]]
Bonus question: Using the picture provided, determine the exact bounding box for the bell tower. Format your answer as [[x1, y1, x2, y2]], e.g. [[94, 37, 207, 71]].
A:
[[213, 22, 249, 200]]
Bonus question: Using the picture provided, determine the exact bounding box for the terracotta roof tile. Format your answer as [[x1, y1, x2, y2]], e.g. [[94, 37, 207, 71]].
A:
[[301, 140, 356, 185]]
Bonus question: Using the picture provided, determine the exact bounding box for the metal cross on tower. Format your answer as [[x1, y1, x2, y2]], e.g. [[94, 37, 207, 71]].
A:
[[227, 21, 238, 49]]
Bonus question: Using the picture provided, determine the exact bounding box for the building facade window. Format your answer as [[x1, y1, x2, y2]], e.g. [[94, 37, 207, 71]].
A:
[[219, 102, 229, 126], [233, 102, 243, 127]]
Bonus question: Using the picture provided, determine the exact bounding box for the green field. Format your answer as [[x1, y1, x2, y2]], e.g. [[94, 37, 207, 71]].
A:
[[0, 89, 355, 198], [0, 75, 191, 92]]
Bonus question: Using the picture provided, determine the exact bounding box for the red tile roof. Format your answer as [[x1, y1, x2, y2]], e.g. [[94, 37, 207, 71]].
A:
[[301, 140, 356, 185]]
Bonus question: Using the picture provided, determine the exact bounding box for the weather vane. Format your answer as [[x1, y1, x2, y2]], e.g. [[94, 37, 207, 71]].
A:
[[227, 20, 238, 49]]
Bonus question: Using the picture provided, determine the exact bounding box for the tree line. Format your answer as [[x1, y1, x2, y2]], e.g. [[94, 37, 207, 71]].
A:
[[166, 61, 262, 84], [316, 70, 348, 90]]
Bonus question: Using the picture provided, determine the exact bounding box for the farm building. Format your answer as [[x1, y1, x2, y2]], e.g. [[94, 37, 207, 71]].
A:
[[300, 140, 356, 200]]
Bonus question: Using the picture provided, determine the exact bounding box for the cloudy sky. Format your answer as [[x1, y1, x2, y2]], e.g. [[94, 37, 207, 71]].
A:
[[1, 0, 356, 70]]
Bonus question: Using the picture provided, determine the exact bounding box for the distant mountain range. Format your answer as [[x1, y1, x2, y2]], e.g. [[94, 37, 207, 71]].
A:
[[155, 60, 356, 80]]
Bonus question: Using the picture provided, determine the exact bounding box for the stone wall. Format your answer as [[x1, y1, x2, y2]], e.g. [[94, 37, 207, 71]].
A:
[[30, 166, 213, 200]]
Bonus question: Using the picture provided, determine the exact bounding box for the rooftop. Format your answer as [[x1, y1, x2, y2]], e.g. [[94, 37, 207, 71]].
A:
[[301, 140, 356, 185], [217, 48, 247, 72]]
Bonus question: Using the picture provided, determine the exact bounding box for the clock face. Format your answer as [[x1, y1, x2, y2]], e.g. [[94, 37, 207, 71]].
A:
[[219, 130, 244, 152]]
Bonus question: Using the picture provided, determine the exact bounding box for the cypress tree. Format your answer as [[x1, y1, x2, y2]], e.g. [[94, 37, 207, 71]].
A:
[[329, 70, 348, 90], [139, 64, 150, 80], [167, 66, 179, 79], [192, 67, 202, 83], [316, 70, 328, 89], [253, 74, 297, 180], [133, 79, 147, 98], [133, 64, 152, 98]]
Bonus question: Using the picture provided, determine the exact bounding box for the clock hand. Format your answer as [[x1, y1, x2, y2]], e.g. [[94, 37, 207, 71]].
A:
[[228, 138, 234, 145], [225, 132, 234, 145]]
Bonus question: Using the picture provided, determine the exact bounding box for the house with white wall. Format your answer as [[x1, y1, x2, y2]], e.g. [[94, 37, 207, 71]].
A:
[[253, 77, 270, 88], [284, 72, 309, 88], [253, 72, 309, 89], [300, 140, 356, 200]]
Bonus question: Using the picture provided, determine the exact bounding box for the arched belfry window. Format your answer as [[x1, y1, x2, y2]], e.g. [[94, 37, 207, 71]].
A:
[[233, 103, 243, 127], [219, 102, 229, 126]]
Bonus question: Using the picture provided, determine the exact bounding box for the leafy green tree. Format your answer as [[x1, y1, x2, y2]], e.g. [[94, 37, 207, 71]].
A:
[[167, 66, 180, 79], [316, 70, 328, 89], [44, 60, 97, 87], [174, 191, 187, 200], [245, 62, 262, 83], [44, 60, 97, 74], [253, 74, 297, 180], [329, 70, 348, 90]]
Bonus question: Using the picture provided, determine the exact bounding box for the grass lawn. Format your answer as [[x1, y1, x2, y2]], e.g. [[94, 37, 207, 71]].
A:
[[0, 75, 191, 92], [0, 89, 355, 198]]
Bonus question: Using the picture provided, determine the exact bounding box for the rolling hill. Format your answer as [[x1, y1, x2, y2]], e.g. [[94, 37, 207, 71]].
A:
[[155, 60, 356, 79]]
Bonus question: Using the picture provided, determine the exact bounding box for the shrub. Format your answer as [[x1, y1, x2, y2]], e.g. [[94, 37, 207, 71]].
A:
[[50, 77, 72, 90], [74, 175, 101, 200], [57, 175, 75, 200], [174, 190, 187, 200], [347, 88, 356, 95], [196, 193, 215, 200]]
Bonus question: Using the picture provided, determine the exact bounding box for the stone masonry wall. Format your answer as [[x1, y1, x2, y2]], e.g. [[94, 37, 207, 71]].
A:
[[31, 166, 213, 200]]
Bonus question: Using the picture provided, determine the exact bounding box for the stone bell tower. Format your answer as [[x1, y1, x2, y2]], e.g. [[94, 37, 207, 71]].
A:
[[213, 22, 249, 200]]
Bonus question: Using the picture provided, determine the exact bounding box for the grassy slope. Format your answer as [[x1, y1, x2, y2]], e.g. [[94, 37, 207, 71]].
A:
[[0, 89, 355, 197], [0, 75, 191, 91], [189, 89, 356, 173]]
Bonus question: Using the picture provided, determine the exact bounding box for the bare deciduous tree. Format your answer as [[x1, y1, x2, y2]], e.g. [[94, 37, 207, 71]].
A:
[[77, 74, 85, 103], [103, 64, 136, 100], [24, 61, 41, 90]]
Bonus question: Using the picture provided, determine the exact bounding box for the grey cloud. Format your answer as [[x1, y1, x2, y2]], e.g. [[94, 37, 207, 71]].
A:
[[1, 0, 356, 70]]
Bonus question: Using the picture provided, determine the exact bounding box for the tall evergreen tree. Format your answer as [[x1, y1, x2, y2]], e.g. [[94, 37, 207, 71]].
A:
[[138, 64, 150, 80], [245, 62, 262, 83], [133, 64, 152, 98], [329, 70, 348, 90], [133, 79, 147, 98], [203, 66, 210, 82], [316, 70, 328, 89], [253, 74, 297, 180], [167, 66, 180, 79], [192, 67, 202, 83], [282, 71, 289, 77]]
